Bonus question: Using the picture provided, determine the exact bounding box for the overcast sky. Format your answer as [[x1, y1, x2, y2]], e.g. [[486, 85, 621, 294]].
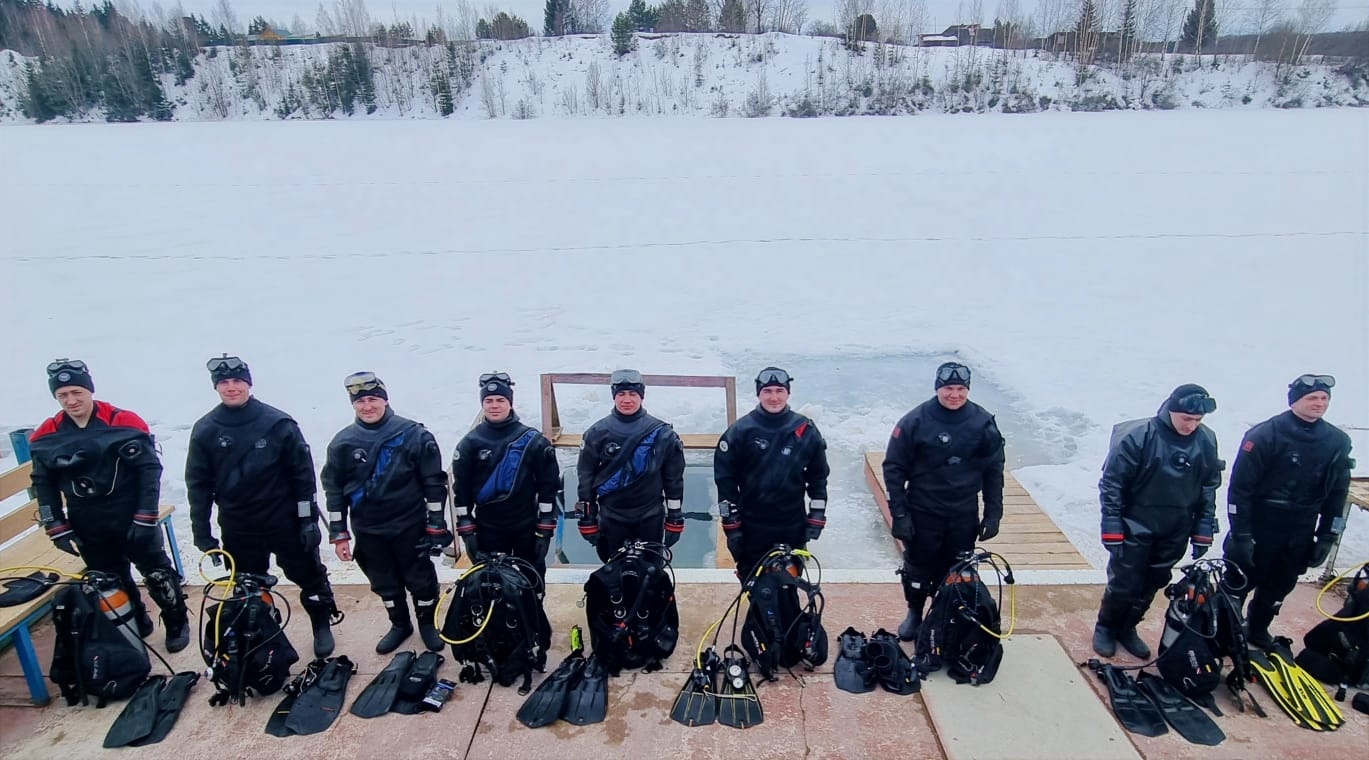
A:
[[79, 0, 1369, 36]]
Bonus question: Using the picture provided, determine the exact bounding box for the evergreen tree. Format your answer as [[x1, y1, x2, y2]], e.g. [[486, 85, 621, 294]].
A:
[[628, 0, 658, 31], [475, 18, 492, 38], [544, 0, 568, 35], [20, 60, 58, 122], [684, 0, 711, 31], [1181, 0, 1217, 52], [1118, 0, 1138, 61], [850, 12, 877, 42], [718, 0, 745, 32], [611, 11, 635, 55], [655, 0, 685, 31]]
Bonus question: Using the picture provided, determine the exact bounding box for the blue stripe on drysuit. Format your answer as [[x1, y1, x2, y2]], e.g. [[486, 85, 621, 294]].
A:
[[596, 427, 662, 498], [348, 432, 407, 508], [477, 429, 539, 504]]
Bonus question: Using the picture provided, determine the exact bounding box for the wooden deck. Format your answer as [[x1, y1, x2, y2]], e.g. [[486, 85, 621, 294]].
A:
[[548, 432, 721, 449], [1350, 477, 1369, 512], [864, 452, 1091, 571]]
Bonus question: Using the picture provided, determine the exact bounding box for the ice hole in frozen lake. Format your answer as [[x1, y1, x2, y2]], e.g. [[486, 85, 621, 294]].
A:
[[546, 354, 1066, 569]]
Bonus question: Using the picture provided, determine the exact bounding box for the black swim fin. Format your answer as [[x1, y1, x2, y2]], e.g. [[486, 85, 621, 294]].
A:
[[670, 648, 720, 727], [392, 650, 444, 715], [282, 656, 357, 736], [834, 627, 877, 695], [351, 651, 416, 719], [1135, 671, 1225, 746], [0, 571, 60, 608], [716, 645, 763, 729], [561, 652, 608, 726], [265, 659, 327, 737], [518, 647, 587, 728], [103, 675, 165, 748], [128, 671, 199, 746], [1091, 663, 1168, 738]]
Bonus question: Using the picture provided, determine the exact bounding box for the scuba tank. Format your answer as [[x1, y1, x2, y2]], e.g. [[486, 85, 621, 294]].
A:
[[88, 572, 146, 651]]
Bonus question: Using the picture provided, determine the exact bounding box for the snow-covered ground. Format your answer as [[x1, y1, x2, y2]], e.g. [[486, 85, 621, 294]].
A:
[[1, 110, 1366, 585]]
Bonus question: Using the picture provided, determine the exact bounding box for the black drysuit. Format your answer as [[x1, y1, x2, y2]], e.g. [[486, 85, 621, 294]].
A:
[[30, 402, 183, 622], [322, 408, 448, 609], [1224, 410, 1353, 633], [714, 405, 829, 573], [186, 397, 336, 618], [883, 398, 1005, 605], [1096, 413, 1221, 632], [451, 412, 561, 577], [576, 408, 685, 562]]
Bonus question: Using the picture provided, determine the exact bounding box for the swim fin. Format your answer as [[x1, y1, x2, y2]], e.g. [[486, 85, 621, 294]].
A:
[[128, 671, 199, 747], [562, 653, 608, 726], [0, 571, 59, 607], [1268, 638, 1344, 730], [868, 628, 919, 695], [517, 647, 586, 728], [716, 645, 763, 729], [1250, 646, 1331, 730], [834, 627, 877, 695], [1091, 663, 1168, 738], [103, 675, 165, 748], [265, 659, 326, 737], [351, 651, 417, 719], [392, 650, 444, 715], [282, 656, 357, 736], [670, 648, 720, 727], [1135, 671, 1225, 746]]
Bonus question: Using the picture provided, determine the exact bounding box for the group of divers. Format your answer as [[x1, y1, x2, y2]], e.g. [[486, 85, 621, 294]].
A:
[[2, 357, 1366, 746]]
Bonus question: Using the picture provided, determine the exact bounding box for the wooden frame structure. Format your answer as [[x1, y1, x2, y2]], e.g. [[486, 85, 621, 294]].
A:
[[540, 372, 738, 449]]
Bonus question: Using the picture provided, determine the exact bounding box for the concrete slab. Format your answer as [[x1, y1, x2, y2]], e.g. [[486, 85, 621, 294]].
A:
[[921, 634, 1140, 760]]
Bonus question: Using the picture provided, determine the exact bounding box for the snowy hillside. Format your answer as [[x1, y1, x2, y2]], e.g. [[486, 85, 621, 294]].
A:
[[1, 32, 1366, 123]]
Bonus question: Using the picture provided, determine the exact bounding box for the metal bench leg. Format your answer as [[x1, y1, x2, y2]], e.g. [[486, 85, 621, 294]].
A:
[[162, 519, 186, 581], [13, 626, 52, 706]]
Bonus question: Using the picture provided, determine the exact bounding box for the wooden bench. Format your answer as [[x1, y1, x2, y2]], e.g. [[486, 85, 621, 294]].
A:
[[0, 461, 182, 706]]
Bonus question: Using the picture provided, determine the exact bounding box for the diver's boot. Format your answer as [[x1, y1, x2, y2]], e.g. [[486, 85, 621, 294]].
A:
[[1245, 601, 1276, 649], [1115, 628, 1151, 660], [897, 606, 924, 643], [415, 597, 443, 652], [1245, 622, 1274, 650], [377, 598, 414, 655], [1092, 624, 1117, 658], [135, 602, 156, 639], [306, 604, 336, 658], [897, 586, 927, 643], [143, 569, 189, 652]]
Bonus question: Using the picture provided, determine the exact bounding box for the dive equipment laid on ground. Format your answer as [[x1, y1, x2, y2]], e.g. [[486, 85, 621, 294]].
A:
[[833, 627, 876, 695], [265, 656, 357, 737], [1135, 670, 1225, 746], [1249, 638, 1345, 731], [103, 671, 200, 748], [350, 650, 417, 718], [1086, 660, 1168, 738], [517, 625, 608, 728], [915, 549, 1014, 686], [421, 679, 456, 712], [716, 644, 763, 729]]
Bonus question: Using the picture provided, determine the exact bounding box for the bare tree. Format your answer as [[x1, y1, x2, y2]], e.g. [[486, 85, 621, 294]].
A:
[[1292, 0, 1335, 61], [213, 0, 240, 35], [570, 0, 609, 32], [1244, 0, 1285, 51], [770, 0, 808, 32], [334, 0, 372, 37]]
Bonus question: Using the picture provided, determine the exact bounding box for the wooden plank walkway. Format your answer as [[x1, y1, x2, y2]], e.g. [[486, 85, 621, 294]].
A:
[[864, 451, 1091, 571], [1350, 477, 1369, 512]]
